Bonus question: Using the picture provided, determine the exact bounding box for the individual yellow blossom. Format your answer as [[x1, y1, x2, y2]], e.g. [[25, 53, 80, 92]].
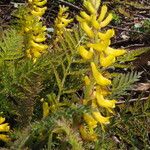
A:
[[104, 47, 126, 57], [81, 22, 94, 38], [91, 15, 100, 29], [80, 11, 91, 21], [77, 46, 93, 60], [87, 40, 110, 52], [98, 5, 108, 22], [83, 0, 96, 14], [79, 125, 97, 141], [96, 91, 116, 113], [91, 62, 111, 86], [92, 111, 110, 124], [98, 29, 115, 40], [0, 134, 10, 142], [83, 113, 97, 128], [100, 52, 116, 67], [100, 13, 113, 28], [0, 117, 10, 142]]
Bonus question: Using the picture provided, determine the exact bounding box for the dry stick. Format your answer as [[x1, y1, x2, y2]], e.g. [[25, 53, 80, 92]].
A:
[[59, 0, 82, 11], [116, 97, 149, 105]]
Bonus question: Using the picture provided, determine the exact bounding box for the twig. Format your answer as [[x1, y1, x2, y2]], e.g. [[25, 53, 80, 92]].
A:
[[116, 97, 149, 105], [59, 0, 82, 11]]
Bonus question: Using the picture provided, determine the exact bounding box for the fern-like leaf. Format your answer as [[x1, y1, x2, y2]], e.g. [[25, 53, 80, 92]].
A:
[[0, 29, 24, 63], [110, 71, 142, 99], [117, 47, 150, 63]]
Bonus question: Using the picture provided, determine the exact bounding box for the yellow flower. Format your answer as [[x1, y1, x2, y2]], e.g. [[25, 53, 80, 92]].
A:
[[98, 5, 108, 22], [83, 0, 96, 14], [98, 29, 115, 40], [77, 46, 93, 60], [100, 52, 116, 67], [96, 91, 116, 113], [79, 125, 97, 141], [91, 15, 100, 29], [87, 40, 110, 52], [81, 22, 94, 38], [100, 13, 113, 28], [92, 111, 110, 124], [33, 0, 47, 7], [0, 117, 10, 142], [80, 11, 91, 21], [83, 113, 97, 128], [0, 134, 10, 142], [104, 47, 126, 57], [91, 62, 111, 86]]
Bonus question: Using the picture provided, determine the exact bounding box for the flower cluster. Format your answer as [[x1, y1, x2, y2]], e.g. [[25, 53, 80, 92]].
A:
[[0, 117, 10, 142], [77, 0, 126, 141], [54, 5, 73, 39], [25, 0, 48, 61]]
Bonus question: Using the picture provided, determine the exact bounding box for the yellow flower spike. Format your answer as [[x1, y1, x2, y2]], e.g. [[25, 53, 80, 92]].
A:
[[30, 40, 48, 51], [91, 62, 111, 86], [90, 0, 101, 11], [81, 22, 94, 38], [87, 40, 110, 52], [100, 52, 116, 67], [79, 125, 97, 141], [100, 13, 113, 28], [42, 102, 49, 118], [98, 29, 115, 40], [84, 76, 91, 85], [34, 0, 47, 7], [98, 5, 108, 22], [80, 11, 91, 21], [83, 113, 98, 128], [96, 92, 116, 111], [91, 15, 100, 29], [84, 0, 96, 14], [77, 46, 93, 60], [105, 47, 126, 57], [0, 134, 10, 142], [92, 111, 110, 125]]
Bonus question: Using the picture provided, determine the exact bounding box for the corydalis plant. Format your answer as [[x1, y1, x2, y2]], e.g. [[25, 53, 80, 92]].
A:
[[24, 0, 48, 61], [76, 0, 126, 141]]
